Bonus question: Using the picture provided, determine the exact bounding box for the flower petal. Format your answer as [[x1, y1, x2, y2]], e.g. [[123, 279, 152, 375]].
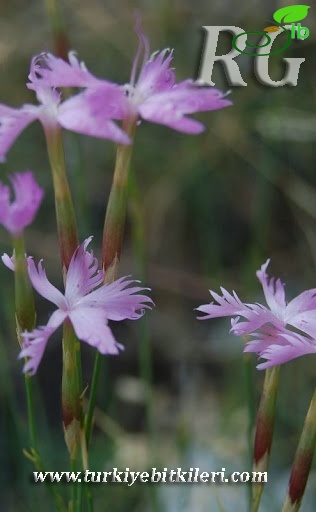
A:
[[256, 259, 287, 319], [137, 49, 175, 95], [64, 237, 104, 303], [256, 338, 316, 369], [29, 51, 105, 88], [81, 276, 154, 320], [1, 252, 15, 270], [244, 326, 316, 369], [0, 172, 44, 235], [69, 306, 123, 354], [139, 82, 232, 134], [0, 104, 38, 161], [196, 287, 247, 319], [19, 309, 66, 375], [285, 288, 316, 323], [0, 182, 10, 227], [289, 310, 316, 338], [57, 87, 130, 144], [230, 303, 283, 335], [27, 257, 66, 308]]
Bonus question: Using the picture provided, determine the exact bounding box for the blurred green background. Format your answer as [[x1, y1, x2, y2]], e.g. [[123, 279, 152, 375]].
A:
[[0, 0, 316, 510]]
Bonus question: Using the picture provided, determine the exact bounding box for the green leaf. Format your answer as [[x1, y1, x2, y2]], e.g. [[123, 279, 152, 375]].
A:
[[273, 4, 310, 24]]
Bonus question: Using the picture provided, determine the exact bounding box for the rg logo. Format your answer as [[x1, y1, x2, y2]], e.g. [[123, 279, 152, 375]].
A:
[[198, 5, 310, 87]]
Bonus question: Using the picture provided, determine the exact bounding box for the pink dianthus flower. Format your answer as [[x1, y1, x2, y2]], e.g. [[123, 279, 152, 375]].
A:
[[3, 237, 153, 375], [197, 260, 316, 369], [32, 18, 232, 137]]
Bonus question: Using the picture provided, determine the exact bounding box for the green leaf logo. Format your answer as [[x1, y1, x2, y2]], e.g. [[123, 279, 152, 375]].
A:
[[273, 5, 310, 24]]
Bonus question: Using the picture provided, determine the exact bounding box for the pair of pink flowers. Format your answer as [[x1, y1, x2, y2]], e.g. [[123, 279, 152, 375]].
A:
[[0, 19, 231, 160]]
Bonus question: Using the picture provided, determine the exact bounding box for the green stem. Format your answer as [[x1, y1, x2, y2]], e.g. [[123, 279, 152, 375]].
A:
[[243, 351, 255, 512], [44, 0, 70, 60], [44, 122, 83, 511], [251, 365, 280, 512], [83, 477, 94, 512], [70, 458, 79, 512], [81, 117, 137, 511], [44, 123, 78, 272], [85, 351, 102, 446], [12, 234, 38, 451], [85, 117, 136, 448], [62, 319, 81, 461], [138, 317, 154, 436], [12, 234, 36, 334], [102, 117, 137, 276], [128, 169, 153, 431], [282, 387, 316, 512], [68, 133, 92, 236], [24, 375, 37, 449], [128, 169, 160, 512]]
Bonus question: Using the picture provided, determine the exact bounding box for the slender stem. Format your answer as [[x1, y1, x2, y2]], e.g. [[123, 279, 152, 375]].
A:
[[282, 386, 316, 512], [70, 458, 79, 512], [243, 351, 256, 512], [12, 234, 36, 334], [80, 117, 137, 512], [24, 375, 37, 449], [62, 319, 81, 460], [85, 117, 136, 449], [129, 169, 153, 431], [12, 234, 39, 451], [102, 117, 137, 275], [129, 168, 160, 512], [62, 323, 81, 512], [44, 123, 78, 272], [84, 477, 94, 512], [68, 133, 92, 236], [251, 366, 280, 512], [138, 317, 154, 435], [85, 352, 102, 446], [44, 0, 70, 60], [44, 123, 83, 512]]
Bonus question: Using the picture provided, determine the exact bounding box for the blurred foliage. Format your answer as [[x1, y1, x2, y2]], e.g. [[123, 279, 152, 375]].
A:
[[0, 0, 316, 511]]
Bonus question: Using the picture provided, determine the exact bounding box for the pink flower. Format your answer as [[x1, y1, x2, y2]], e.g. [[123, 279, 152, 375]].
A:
[[0, 171, 43, 235], [0, 57, 129, 161], [6, 237, 153, 375], [197, 260, 316, 369], [32, 18, 232, 137]]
